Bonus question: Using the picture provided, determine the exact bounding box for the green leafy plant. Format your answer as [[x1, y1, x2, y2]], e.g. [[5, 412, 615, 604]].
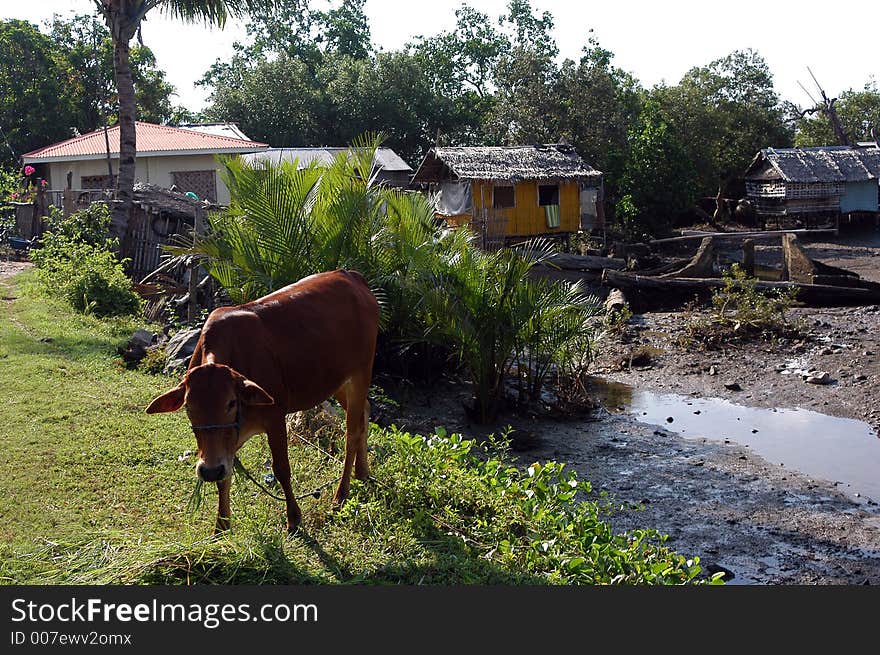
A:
[[30, 204, 141, 317], [683, 264, 803, 348], [512, 275, 603, 404]]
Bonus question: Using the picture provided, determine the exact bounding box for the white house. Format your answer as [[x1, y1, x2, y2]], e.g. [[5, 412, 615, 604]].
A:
[[22, 122, 268, 205]]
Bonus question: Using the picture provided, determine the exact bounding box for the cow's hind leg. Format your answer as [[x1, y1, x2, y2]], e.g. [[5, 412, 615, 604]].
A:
[[332, 377, 370, 507], [267, 415, 302, 534]]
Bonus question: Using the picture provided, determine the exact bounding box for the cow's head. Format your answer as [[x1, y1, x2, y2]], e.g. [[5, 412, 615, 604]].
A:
[[146, 363, 274, 482]]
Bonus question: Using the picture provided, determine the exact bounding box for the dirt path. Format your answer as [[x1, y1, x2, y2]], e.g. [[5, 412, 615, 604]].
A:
[[0, 259, 31, 281]]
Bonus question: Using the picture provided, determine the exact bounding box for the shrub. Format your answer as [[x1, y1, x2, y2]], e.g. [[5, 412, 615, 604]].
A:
[[682, 264, 802, 348], [41, 202, 112, 246], [30, 205, 141, 317]]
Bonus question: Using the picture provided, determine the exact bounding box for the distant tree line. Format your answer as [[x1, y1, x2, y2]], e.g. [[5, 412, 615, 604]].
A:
[[2, 0, 879, 236]]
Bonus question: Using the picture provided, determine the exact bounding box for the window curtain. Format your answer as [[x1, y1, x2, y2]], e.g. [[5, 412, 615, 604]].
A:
[[545, 204, 560, 228]]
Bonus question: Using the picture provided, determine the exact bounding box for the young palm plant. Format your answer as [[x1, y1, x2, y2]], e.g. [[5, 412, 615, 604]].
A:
[[512, 276, 603, 404]]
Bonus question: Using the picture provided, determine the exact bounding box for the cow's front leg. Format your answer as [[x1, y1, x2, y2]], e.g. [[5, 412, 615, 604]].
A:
[[268, 418, 302, 534], [215, 477, 231, 534]]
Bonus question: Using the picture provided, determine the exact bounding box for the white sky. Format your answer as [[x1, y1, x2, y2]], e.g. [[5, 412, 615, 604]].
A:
[[4, 0, 878, 113]]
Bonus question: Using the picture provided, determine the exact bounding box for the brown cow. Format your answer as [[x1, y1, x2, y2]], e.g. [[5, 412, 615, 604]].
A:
[[146, 269, 379, 534]]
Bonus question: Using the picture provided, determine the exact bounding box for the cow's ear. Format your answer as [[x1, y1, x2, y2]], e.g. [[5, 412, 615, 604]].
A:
[[145, 383, 186, 414], [239, 379, 274, 406]]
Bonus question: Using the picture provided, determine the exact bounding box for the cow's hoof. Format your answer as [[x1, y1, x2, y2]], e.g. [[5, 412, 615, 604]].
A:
[[286, 513, 302, 536]]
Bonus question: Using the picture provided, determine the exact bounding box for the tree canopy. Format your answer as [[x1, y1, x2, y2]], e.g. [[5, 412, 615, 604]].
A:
[[0, 15, 178, 168]]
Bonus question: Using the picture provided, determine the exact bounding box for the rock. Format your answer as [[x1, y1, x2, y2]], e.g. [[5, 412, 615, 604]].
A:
[[164, 327, 202, 374], [854, 374, 868, 382], [705, 563, 736, 581], [666, 416, 674, 423], [129, 329, 155, 349], [708, 365, 718, 376], [805, 371, 831, 385], [818, 347, 833, 356], [724, 381, 742, 391]]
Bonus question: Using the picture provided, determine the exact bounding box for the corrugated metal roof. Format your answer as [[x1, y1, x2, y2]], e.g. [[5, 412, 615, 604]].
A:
[[22, 122, 267, 162], [412, 144, 602, 183], [745, 146, 880, 183], [241, 147, 412, 172], [178, 123, 253, 141]]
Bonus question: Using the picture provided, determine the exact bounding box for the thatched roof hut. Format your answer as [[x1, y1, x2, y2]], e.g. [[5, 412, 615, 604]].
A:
[[412, 145, 604, 245], [744, 145, 880, 224], [746, 146, 880, 183], [412, 144, 602, 184]]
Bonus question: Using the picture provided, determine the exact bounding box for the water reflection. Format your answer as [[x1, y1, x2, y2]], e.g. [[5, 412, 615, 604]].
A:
[[586, 377, 880, 502]]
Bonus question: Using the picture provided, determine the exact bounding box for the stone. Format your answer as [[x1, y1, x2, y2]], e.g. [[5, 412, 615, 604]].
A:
[[708, 365, 718, 376], [129, 329, 155, 349], [164, 327, 202, 374], [724, 381, 742, 391], [805, 371, 831, 385], [705, 563, 736, 581]]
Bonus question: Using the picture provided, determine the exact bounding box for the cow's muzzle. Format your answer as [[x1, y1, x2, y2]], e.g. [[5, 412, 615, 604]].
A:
[[198, 462, 228, 482]]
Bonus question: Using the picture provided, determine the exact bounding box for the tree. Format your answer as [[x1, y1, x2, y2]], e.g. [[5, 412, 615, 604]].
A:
[[651, 50, 792, 198], [408, 4, 508, 144], [795, 82, 880, 146], [92, 0, 279, 240], [0, 20, 77, 167], [485, 0, 561, 144], [319, 0, 371, 60], [49, 14, 176, 133], [616, 100, 696, 240], [556, 35, 642, 211], [203, 53, 326, 147]]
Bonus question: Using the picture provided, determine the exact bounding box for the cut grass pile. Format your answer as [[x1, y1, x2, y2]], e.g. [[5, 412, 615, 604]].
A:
[[0, 271, 708, 585]]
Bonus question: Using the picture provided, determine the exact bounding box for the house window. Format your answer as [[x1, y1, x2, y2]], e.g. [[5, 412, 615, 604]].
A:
[[492, 185, 515, 209], [538, 184, 559, 206], [171, 170, 217, 203]]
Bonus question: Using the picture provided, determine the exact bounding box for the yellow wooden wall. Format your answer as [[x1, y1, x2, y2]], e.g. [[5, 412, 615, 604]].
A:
[[466, 180, 580, 236]]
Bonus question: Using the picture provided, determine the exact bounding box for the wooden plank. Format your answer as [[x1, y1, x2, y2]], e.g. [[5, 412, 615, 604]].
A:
[[651, 228, 838, 246], [543, 252, 626, 271], [602, 269, 880, 308]]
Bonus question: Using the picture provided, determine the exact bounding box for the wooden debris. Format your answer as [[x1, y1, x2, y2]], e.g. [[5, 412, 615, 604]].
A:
[[659, 236, 716, 278]]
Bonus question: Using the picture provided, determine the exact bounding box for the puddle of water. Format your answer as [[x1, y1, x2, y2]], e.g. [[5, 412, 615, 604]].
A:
[[586, 377, 880, 503]]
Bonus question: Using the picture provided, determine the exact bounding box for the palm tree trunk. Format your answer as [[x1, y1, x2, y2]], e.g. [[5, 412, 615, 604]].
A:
[[108, 10, 138, 244]]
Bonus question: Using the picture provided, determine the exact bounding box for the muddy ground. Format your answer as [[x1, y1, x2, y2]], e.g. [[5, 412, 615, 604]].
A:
[[383, 226, 880, 585]]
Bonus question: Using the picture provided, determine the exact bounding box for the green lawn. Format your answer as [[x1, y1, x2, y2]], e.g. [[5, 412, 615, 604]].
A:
[[0, 271, 706, 585]]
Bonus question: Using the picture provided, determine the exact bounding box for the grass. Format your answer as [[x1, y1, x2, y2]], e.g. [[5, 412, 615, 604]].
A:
[[0, 271, 707, 585]]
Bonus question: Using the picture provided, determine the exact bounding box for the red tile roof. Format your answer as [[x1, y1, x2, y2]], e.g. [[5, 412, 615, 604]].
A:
[[23, 122, 268, 162]]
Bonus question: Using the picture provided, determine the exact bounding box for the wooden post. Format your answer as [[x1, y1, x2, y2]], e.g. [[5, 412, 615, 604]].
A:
[[187, 204, 205, 324], [742, 239, 755, 277]]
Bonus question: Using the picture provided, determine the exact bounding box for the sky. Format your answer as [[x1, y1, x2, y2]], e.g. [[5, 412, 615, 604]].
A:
[[3, 0, 877, 113]]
